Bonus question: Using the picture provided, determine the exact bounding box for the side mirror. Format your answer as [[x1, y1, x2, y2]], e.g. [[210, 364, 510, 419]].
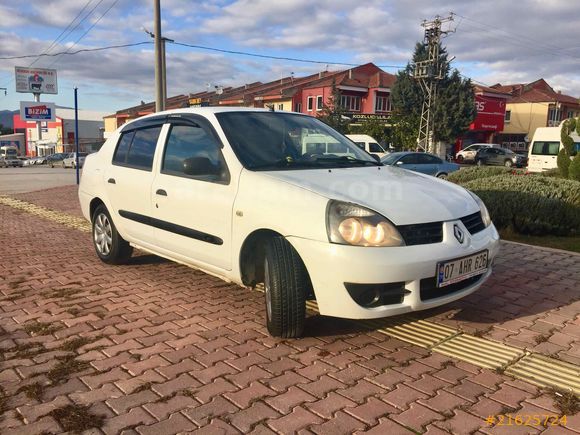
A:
[[183, 157, 219, 177]]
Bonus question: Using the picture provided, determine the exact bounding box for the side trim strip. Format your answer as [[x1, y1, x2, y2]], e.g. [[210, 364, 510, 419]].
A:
[[118, 210, 223, 245]]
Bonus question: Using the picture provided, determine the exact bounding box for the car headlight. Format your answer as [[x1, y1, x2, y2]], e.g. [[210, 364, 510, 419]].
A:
[[467, 191, 492, 227], [326, 200, 404, 247]]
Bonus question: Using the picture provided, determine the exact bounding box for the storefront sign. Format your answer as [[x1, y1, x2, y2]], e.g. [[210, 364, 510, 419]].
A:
[[20, 101, 56, 122], [470, 96, 506, 131], [350, 114, 390, 122], [15, 67, 58, 94]]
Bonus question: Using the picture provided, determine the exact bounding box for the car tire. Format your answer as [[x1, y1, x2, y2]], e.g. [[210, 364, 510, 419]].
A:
[[92, 204, 133, 264], [437, 173, 448, 179], [263, 236, 307, 338], [476, 159, 483, 167], [504, 160, 513, 168], [457, 155, 464, 163]]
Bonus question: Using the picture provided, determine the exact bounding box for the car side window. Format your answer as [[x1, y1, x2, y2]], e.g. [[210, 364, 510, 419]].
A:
[[399, 154, 418, 164], [369, 143, 382, 153], [162, 124, 229, 183], [112, 131, 134, 165], [417, 154, 441, 164]]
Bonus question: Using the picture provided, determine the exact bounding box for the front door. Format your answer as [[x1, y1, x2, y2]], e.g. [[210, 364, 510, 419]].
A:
[[151, 119, 236, 271]]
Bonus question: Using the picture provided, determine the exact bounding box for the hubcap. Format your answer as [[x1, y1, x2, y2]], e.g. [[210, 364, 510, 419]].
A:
[[264, 258, 272, 320], [94, 213, 113, 256]]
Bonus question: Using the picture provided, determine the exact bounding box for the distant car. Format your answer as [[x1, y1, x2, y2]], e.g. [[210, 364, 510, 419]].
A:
[[47, 153, 69, 168], [0, 156, 23, 167], [455, 143, 500, 163], [475, 147, 527, 168], [34, 156, 47, 165], [381, 151, 460, 178], [62, 152, 88, 168], [20, 157, 33, 166], [346, 134, 388, 157]]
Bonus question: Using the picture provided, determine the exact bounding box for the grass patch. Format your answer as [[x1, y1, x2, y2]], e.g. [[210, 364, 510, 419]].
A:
[[48, 404, 105, 433], [549, 389, 579, 416], [16, 382, 45, 401], [41, 288, 80, 299], [500, 229, 580, 253], [23, 321, 62, 336], [47, 356, 90, 384], [59, 337, 93, 352], [11, 342, 47, 359]]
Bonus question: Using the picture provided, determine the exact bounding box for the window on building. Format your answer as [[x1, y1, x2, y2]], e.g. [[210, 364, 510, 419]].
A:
[[340, 95, 361, 112], [316, 96, 323, 111], [277, 104, 284, 111], [567, 110, 574, 119], [307, 96, 313, 111], [295, 103, 302, 113], [548, 107, 561, 126], [504, 110, 511, 123], [375, 95, 392, 112]]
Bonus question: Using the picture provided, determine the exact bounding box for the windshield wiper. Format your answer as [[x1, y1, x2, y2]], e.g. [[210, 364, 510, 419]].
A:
[[250, 158, 319, 170], [309, 155, 381, 166]]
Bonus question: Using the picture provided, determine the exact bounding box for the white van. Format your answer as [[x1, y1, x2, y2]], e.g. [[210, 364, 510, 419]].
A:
[[528, 126, 580, 172], [346, 134, 387, 157]]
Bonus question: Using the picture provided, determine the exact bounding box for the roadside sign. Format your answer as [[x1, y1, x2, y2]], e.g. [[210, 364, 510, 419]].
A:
[[20, 101, 56, 122], [15, 67, 58, 94]]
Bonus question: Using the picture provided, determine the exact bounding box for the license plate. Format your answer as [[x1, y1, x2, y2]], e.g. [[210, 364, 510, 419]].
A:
[[436, 250, 488, 288]]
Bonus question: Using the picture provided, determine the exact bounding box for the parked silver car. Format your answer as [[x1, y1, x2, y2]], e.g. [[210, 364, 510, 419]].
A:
[[62, 152, 88, 168]]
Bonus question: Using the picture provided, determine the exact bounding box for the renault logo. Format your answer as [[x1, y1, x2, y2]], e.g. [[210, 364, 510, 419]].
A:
[[453, 224, 464, 244]]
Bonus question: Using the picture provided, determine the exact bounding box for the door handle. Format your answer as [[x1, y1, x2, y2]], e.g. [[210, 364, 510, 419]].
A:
[[156, 189, 167, 196], [107, 178, 116, 184]]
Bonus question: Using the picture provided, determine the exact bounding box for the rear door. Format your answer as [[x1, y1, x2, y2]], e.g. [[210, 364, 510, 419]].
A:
[[104, 118, 165, 245], [151, 116, 236, 271], [396, 153, 419, 171], [529, 141, 560, 171], [414, 153, 438, 175]]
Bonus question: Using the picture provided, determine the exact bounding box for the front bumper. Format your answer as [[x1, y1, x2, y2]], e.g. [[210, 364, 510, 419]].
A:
[[288, 221, 500, 319]]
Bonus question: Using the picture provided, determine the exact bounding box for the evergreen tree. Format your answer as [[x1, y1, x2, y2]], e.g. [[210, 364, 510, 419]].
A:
[[317, 80, 350, 134], [391, 42, 477, 148]]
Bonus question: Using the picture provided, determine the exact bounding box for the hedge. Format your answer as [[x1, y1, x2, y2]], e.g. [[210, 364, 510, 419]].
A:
[[461, 175, 580, 235], [446, 167, 512, 184]]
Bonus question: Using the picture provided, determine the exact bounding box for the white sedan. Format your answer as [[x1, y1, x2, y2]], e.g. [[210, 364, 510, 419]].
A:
[[62, 152, 88, 168], [79, 108, 500, 338]]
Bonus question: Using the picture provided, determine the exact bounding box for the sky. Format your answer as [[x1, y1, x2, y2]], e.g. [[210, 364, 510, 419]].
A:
[[0, 0, 579, 115]]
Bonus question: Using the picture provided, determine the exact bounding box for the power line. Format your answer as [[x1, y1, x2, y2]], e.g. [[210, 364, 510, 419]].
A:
[[172, 41, 405, 69], [47, 0, 120, 68], [0, 42, 153, 60], [29, 0, 96, 68]]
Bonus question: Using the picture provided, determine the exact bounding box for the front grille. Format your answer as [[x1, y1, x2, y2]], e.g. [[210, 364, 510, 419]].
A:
[[397, 221, 443, 246], [460, 212, 485, 235], [419, 274, 483, 301]]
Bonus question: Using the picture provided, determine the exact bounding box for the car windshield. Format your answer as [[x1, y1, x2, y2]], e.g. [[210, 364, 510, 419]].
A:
[[216, 111, 379, 170], [381, 153, 401, 165]]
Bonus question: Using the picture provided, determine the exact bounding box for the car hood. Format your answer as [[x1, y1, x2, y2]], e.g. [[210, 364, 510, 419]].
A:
[[260, 166, 479, 225]]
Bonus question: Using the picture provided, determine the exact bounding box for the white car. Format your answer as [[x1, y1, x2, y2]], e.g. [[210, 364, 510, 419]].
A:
[[455, 143, 500, 163], [79, 108, 500, 338], [346, 134, 388, 157], [62, 152, 88, 168]]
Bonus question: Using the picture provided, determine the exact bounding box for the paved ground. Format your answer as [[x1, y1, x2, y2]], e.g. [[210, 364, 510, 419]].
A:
[[0, 166, 79, 194], [0, 185, 578, 434]]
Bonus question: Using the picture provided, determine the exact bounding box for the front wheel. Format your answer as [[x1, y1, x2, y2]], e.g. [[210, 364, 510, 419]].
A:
[[263, 237, 308, 338], [504, 160, 513, 168], [92, 204, 133, 264], [476, 159, 483, 167]]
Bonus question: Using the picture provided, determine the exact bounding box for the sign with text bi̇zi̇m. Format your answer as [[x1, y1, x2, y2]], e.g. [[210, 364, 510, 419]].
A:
[[20, 101, 56, 122], [15, 67, 58, 94]]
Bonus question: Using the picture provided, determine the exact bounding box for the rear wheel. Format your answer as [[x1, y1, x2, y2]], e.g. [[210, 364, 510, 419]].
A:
[[263, 237, 307, 338], [437, 173, 448, 179], [92, 204, 133, 264]]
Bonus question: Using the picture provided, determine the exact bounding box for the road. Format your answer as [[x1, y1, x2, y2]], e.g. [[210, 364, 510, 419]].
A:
[[0, 165, 78, 194]]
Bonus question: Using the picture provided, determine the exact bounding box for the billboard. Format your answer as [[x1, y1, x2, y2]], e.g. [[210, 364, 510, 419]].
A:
[[20, 101, 56, 122], [15, 67, 58, 94], [470, 96, 506, 132]]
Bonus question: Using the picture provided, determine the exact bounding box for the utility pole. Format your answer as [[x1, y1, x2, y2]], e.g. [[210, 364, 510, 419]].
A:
[[413, 14, 454, 154], [153, 0, 164, 112], [149, 1, 172, 112]]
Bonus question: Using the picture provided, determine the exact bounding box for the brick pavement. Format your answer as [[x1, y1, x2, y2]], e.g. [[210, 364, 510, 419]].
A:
[[0, 186, 578, 434]]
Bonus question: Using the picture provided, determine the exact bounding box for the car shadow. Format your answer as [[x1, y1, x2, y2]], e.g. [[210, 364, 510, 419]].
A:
[[126, 254, 170, 266]]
